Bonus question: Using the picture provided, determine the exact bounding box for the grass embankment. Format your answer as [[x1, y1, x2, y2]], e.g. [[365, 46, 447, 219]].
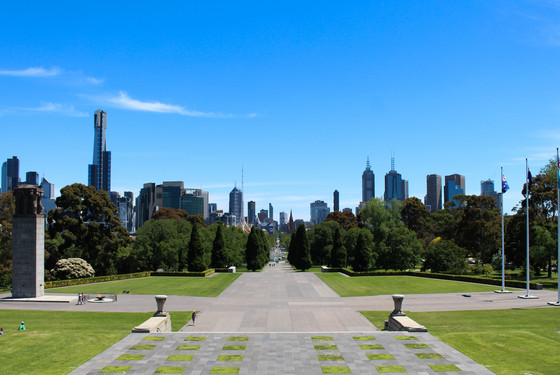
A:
[[361, 308, 560, 375], [46, 273, 241, 297], [316, 273, 505, 296], [0, 309, 191, 375]]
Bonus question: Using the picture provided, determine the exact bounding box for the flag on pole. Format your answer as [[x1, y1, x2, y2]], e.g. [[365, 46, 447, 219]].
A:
[[502, 175, 510, 193], [527, 169, 533, 194], [557, 157, 560, 186]]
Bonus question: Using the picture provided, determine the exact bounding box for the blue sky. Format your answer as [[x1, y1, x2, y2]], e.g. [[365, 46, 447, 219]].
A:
[[1, 1, 560, 221]]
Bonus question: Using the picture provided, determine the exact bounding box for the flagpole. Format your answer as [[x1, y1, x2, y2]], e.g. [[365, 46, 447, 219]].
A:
[[549, 148, 560, 306], [520, 158, 537, 299], [495, 167, 511, 293]]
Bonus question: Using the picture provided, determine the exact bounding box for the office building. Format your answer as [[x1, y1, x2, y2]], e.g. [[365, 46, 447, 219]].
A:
[[269, 203, 273, 221], [481, 179, 502, 211], [333, 190, 339, 212], [310, 200, 330, 225], [425, 174, 442, 213], [229, 186, 243, 225], [40, 177, 56, 218], [444, 174, 465, 207], [258, 209, 268, 223], [88, 110, 111, 192], [384, 157, 408, 202], [180, 189, 205, 216], [362, 157, 375, 203], [135, 183, 157, 229], [25, 171, 40, 185], [2, 156, 20, 192], [279, 211, 288, 231], [117, 192, 134, 232], [247, 201, 256, 225]]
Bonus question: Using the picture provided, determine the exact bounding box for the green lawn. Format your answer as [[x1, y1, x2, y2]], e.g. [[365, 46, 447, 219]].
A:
[[361, 308, 560, 375], [46, 273, 241, 297], [0, 309, 191, 375], [316, 273, 503, 296]]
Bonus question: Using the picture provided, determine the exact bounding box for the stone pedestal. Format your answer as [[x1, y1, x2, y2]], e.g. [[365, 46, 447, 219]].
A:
[[154, 295, 169, 316], [11, 185, 45, 298], [390, 294, 406, 316]]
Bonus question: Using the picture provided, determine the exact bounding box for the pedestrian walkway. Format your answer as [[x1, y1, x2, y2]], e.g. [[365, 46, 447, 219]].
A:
[[71, 331, 492, 374], [69, 263, 496, 374]]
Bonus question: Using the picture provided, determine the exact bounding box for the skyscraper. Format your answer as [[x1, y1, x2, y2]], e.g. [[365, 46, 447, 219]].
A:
[[279, 211, 288, 231], [444, 174, 465, 207], [229, 186, 243, 225], [310, 200, 330, 225], [135, 182, 157, 229], [268, 203, 273, 221], [481, 179, 502, 211], [384, 157, 408, 202], [362, 157, 375, 203], [333, 190, 339, 212], [25, 171, 40, 185], [248, 201, 256, 225], [426, 174, 442, 213], [2, 156, 20, 192], [88, 110, 111, 192]]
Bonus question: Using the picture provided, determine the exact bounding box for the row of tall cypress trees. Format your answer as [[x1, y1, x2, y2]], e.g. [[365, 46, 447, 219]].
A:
[[287, 224, 312, 271], [245, 226, 271, 271]]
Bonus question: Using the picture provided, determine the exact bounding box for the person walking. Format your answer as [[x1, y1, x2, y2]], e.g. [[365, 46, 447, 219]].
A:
[[191, 311, 197, 327]]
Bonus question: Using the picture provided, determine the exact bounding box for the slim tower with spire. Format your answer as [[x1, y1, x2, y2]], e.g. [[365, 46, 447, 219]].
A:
[[362, 157, 375, 203]]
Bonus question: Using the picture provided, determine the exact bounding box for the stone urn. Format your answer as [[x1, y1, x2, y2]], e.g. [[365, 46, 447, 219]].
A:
[[154, 295, 169, 316], [390, 294, 406, 316]]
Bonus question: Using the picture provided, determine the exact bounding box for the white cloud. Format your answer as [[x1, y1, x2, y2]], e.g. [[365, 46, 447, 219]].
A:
[[0, 66, 103, 84], [0, 66, 61, 77], [95, 91, 255, 118], [19, 102, 88, 117]]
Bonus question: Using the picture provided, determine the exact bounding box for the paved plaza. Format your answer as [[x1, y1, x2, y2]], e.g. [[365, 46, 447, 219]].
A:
[[2, 263, 558, 374]]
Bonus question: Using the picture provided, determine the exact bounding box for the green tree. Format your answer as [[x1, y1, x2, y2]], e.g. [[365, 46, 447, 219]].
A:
[[210, 222, 229, 268], [329, 227, 347, 267], [187, 223, 207, 271], [287, 232, 296, 266], [292, 224, 312, 271], [245, 227, 262, 271], [351, 231, 372, 272], [422, 239, 467, 274], [309, 221, 337, 265], [47, 184, 130, 275], [152, 207, 189, 221], [400, 197, 433, 246], [324, 211, 358, 230], [378, 226, 420, 270]]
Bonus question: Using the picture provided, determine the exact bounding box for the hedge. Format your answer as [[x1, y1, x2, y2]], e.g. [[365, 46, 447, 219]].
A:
[[328, 268, 551, 290], [45, 269, 216, 288], [45, 272, 151, 288]]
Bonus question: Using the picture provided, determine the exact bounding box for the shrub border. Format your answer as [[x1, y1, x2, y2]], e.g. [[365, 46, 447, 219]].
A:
[[327, 268, 549, 290], [45, 269, 216, 289]]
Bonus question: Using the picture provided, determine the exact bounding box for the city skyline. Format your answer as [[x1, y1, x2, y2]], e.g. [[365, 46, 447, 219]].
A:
[[2, 2, 560, 221]]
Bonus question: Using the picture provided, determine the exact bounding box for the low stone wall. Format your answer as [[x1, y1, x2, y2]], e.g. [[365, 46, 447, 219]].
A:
[[132, 316, 172, 333], [387, 315, 427, 332]]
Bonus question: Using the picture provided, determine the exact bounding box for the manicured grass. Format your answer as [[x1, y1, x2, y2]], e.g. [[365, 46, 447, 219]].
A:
[[394, 336, 417, 340], [176, 345, 201, 350], [359, 344, 384, 350], [415, 353, 444, 359], [217, 355, 244, 361], [143, 336, 165, 341], [0, 309, 154, 375], [46, 273, 241, 297], [314, 344, 338, 350], [353, 336, 376, 341], [166, 355, 194, 361], [318, 354, 344, 361], [99, 366, 132, 373], [377, 365, 407, 373], [184, 336, 207, 341], [312, 336, 334, 341], [210, 367, 240, 374], [130, 344, 157, 350], [222, 345, 246, 350], [316, 273, 501, 296], [367, 354, 395, 360], [227, 336, 248, 341], [361, 308, 560, 375], [117, 354, 145, 360], [154, 366, 186, 373], [429, 364, 462, 372], [321, 366, 351, 374]]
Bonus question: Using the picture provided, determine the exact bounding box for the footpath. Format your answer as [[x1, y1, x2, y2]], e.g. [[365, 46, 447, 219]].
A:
[[67, 263, 496, 374]]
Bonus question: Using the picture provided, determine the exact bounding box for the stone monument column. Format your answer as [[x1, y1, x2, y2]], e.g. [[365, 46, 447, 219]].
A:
[[12, 185, 45, 298]]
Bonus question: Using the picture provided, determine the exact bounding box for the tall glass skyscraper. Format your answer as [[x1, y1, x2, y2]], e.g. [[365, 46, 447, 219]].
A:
[[2, 156, 20, 192], [88, 110, 111, 192], [362, 157, 375, 203], [229, 186, 243, 225]]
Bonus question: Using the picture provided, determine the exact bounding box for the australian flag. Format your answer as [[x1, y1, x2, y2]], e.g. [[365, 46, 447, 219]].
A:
[[502, 175, 510, 193], [527, 169, 533, 194]]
